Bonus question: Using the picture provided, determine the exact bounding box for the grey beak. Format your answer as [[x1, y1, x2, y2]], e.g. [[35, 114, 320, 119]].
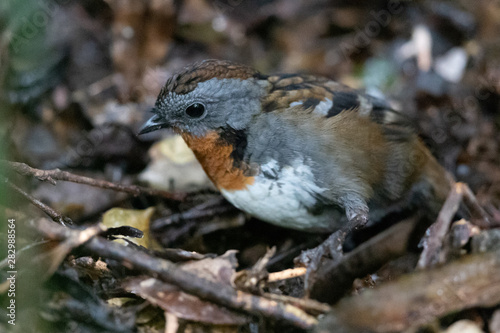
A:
[[138, 114, 169, 135]]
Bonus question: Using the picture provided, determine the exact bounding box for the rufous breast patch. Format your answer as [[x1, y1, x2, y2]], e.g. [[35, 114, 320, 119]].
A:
[[181, 131, 255, 191]]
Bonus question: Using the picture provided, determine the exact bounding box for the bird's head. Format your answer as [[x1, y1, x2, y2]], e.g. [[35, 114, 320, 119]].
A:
[[139, 60, 266, 137]]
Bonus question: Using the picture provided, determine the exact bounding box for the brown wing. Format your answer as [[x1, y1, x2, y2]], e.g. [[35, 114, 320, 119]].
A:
[[260, 73, 414, 141]]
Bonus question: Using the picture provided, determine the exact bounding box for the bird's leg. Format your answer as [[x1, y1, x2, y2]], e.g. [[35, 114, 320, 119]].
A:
[[295, 208, 370, 295], [296, 206, 370, 265], [344, 209, 370, 232], [295, 229, 346, 270]]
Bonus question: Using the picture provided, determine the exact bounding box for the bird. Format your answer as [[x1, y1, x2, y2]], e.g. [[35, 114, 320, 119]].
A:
[[139, 59, 452, 233]]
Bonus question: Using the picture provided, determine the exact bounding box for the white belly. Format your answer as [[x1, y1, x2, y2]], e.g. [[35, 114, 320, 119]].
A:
[[220, 160, 340, 232]]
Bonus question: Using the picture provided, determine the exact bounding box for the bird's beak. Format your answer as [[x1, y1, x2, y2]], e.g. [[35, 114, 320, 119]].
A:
[[138, 114, 170, 135]]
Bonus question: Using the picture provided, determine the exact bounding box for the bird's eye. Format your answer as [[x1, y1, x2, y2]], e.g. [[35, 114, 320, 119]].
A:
[[185, 103, 206, 118]]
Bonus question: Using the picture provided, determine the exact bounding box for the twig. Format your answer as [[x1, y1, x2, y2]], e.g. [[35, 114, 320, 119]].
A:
[[461, 183, 493, 227], [1, 160, 186, 201], [262, 292, 331, 316], [417, 182, 492, 269], [151, 196, 239, 246], [417, 183, 463, 269], [151, 196, 235, 231], [299, 229, 347, 294], [233, 247, 276, 293], [4, 177, 73, 226], [32, 218, 318, 330], [268, 268, 306, 282]]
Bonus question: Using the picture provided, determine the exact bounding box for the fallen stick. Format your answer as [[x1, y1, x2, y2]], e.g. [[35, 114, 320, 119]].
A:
[[1, 160, 185, 201], [31, 218, 318, 330], [317, 248, 500, 333]]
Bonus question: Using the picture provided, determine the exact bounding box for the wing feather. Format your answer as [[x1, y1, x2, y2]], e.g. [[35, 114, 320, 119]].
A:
[[261, 74, 414, 141]]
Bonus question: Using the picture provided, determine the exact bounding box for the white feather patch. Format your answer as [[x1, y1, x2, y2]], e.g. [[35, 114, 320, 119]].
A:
[[290, 101, 303, 107], [312, 98, 333, 115], [221, 159, 335, 231]]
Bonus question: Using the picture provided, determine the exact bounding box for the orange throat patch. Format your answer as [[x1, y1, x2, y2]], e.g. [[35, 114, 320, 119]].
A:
[[181, 131, 255, 191]]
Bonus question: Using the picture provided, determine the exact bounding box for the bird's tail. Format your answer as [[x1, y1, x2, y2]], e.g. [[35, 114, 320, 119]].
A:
[[414, 140, 454, 215]]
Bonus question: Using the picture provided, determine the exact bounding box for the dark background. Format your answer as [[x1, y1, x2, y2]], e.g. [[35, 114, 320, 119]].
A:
[[1, 0, 500, 332]]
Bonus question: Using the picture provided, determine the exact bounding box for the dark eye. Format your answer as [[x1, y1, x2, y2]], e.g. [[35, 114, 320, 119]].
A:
[[185, 103, 206, 118]]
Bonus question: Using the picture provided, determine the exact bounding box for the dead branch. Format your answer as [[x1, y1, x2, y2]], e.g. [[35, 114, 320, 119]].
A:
[[317, 248, 500, 333], [233, 247, 276, 293], [418, 182, 493, 269], [461, 182, 494, 227], [151, 196, 236, 231], [262, 292, 331, 316], [1, 160, 186, 201], [417, 183, 463, 269], [31, 218, 319, 330], [4, 177, 73, 226]]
